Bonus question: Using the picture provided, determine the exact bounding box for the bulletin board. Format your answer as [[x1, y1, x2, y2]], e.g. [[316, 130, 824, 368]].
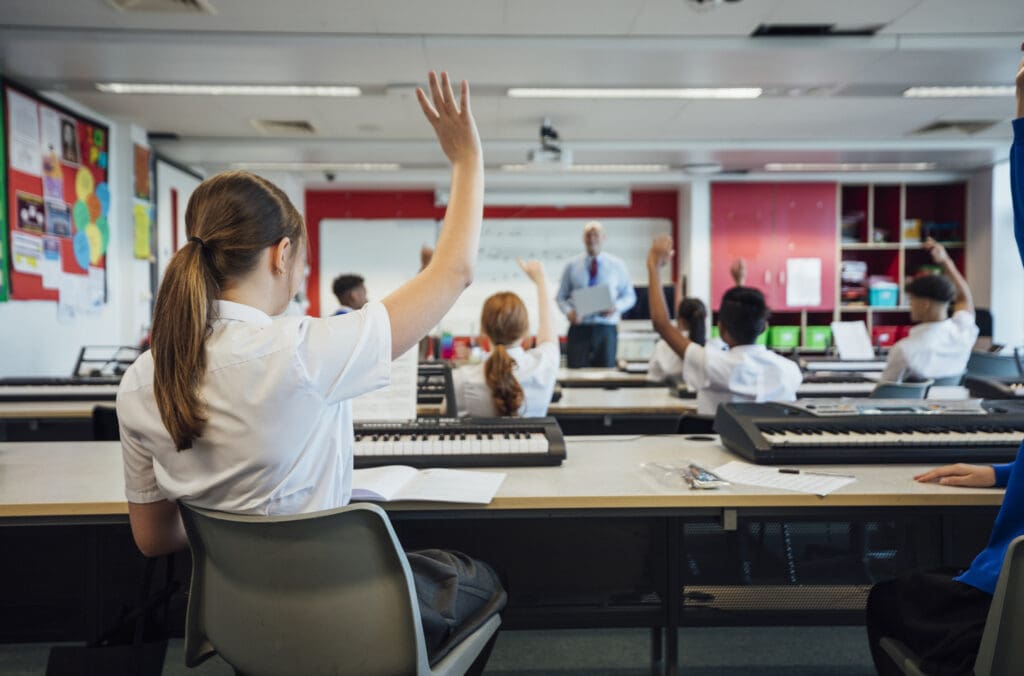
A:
[[3, 80, 110, 305]]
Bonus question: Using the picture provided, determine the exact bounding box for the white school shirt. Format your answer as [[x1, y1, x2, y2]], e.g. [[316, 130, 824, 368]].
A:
[[117, 299, 392, 516], [682, 343, 804, 417], [647, 337, 728, 382], [452, 342, 560, 418], [880, 310, 979, 382]]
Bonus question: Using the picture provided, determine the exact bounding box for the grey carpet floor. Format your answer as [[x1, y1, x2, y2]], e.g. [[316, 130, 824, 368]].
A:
[[0, 626, 876, 675]]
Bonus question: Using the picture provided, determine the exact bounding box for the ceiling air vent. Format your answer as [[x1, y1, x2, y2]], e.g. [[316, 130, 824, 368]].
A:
[[752, 23, 882, 37], [106, 0, 216, 13], [911, 120, 999, 136], [251, 119, 317, 135]]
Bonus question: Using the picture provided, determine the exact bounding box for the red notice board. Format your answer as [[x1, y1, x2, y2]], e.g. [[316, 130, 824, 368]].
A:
[[3, 80, 110, 303]]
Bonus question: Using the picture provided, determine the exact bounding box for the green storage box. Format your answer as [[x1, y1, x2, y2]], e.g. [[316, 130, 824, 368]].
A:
[[711, 326, 768, 345], [804, 325, 832, 350], [767, 326, 799, 349]]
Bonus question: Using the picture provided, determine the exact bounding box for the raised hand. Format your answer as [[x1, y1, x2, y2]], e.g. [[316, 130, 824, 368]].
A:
[[416, 71, 481, 166], [914, 463, 996, 488], [923, 237, 949, 265], [730, 258, 747, 286], [647, 235, 674, 270], [516, 258, 546, 284], [1016, 52, 1024, 119]]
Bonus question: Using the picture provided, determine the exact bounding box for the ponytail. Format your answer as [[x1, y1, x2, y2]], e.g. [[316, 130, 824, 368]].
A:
[[150, 171, 306, 451], [484, 344, 525, 416], [151, 242, 218, 450], [678, 297, 708, 346]]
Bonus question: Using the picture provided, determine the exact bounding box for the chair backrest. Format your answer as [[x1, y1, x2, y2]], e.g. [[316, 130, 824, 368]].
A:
[[974, 535, 1024, 676], [966, 351, 1023, 379], [870, 380, 932, 399], [930, 372, 965, 387], [91, 405, 120, 441], [179, 502, 429, 676]]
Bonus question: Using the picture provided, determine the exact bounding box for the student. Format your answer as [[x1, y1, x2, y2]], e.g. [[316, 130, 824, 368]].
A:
[[647, 260, 743, 382], [879, 238, 978, 383], [116, 72, 503, 671], [452, 259, 559, 417], [331, 273, 367, 314], [865, 54, 1024, 676], [645, 235, 802, 416]]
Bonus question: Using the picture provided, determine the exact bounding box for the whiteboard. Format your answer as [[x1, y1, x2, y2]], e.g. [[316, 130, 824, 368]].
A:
[[319, 217, 672, 335]]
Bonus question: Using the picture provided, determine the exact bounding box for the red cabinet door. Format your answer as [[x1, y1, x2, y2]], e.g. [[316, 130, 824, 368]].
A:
[[710, 183, 776, 309], [772, 183, 837, 311]]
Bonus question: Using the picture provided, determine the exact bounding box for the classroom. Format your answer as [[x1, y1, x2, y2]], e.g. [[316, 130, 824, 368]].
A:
[[2, 1, 1024, 675]]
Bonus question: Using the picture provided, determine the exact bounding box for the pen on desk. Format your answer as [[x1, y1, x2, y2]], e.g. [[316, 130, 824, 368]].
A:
[[778, 468, 856, 479]]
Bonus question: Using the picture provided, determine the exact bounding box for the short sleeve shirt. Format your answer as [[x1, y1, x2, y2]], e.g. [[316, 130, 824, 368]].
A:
[[117, 300, 392, 515], [682, 343, 804, 417], [880, 311, 979, 382], [452, 342, 560, 418]]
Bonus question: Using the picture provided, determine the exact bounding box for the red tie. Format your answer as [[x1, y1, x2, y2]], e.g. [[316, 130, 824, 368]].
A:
[[588, 257, 598, 286]]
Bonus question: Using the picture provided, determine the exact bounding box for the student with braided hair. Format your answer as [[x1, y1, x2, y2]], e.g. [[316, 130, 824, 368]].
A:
[[453, 259, 559, 417]]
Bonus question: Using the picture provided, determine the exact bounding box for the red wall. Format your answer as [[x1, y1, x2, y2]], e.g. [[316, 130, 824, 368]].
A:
[[303, 189, 679, 316]]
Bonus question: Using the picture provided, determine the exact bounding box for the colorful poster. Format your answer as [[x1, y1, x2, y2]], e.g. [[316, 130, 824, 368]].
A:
[[12, 231, 42, 274], [0, 92, 8, 301], [133, 200, 152, 260], [134, 144, 151, 200], [45, 198, 71, 237], [7, 89, 41, 176], [61, 117, 80, 165], [16, 192, 45, 234]]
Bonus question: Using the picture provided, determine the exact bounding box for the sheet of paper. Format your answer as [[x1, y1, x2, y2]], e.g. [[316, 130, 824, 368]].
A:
[[7, 89, 41, 176], [352, 346, 417, 421], [785, 257, 821, 307], [40, 236, 61, 289], [829, 320, 876, 361], [713, 460, 856, 497], [395, 468, 506, 504], [351, 465, 418, 501]]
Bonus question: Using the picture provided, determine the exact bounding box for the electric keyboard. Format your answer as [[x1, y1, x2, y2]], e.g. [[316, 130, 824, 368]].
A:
[[353, 416, 567, 469], [715, 399, 1024, 465], [0, 377, 121, 401], [964, 376, 1024, 399]]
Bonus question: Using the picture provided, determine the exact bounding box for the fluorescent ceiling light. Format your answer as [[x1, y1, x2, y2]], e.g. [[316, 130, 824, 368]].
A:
[[501, 163, 671, 172], [96, 83, 361, 97], [507, 87, 762, 99], [903, 86, 1015, 98], [435, 189, 631, 207], [231, 162, 399, 172], [764, 162, 936, 172]]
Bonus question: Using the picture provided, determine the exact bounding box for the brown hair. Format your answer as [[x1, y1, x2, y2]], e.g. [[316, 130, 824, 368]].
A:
[[150, 171, 306, 450], [481, 292, 529, 416]]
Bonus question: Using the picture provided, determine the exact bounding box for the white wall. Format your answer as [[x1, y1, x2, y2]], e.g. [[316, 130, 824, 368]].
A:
[[0, 93, 149, 377], [988, 161, 1024, 346], [154, 159, 202, 283]]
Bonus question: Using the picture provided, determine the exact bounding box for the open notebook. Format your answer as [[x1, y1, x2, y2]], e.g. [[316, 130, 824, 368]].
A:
[[352, 466, 506, 504]]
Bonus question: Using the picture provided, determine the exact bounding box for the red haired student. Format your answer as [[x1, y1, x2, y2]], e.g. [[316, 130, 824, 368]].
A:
[[116, 72, 503, 671]]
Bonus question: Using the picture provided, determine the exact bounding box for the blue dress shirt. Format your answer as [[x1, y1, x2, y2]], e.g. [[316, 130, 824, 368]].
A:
[[556, 252, 637, 325]]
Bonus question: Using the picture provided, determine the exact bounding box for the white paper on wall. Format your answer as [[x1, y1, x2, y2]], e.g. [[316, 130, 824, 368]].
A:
[[785, 257, 821, 307], [8, 89, 42, 176]]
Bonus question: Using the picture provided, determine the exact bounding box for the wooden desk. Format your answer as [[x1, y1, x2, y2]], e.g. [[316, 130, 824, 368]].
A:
[[0, 438, 1003, 673], [0, 400, 106, 442], [547, 388, 696, 435], [557, 367, 659, 389]]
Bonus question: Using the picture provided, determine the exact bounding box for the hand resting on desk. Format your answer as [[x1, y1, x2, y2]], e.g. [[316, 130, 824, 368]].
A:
[[914, 463, 996, 488]]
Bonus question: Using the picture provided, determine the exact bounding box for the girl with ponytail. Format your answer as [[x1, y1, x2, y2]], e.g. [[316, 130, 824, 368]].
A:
[[116, 72, 505, 672], [453, 259, 560, 417]]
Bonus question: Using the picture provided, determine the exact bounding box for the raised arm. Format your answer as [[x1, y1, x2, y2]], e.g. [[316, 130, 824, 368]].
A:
[[1014, 54, 1024, 268], [518, 259, 556, 345], [730, 259, 747, 287], [382, 72, 483, 358], [647, 235, 692, 359], [923, 238, 973, 315]]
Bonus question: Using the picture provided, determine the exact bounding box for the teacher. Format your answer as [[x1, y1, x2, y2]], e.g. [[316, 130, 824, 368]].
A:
[[556, 221, 637, 367]]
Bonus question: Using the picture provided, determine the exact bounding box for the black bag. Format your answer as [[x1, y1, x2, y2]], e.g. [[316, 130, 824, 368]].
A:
[[46, 554, 177, 676]]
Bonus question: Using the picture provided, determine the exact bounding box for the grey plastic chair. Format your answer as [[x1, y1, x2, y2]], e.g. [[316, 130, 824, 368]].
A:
[[880, 534, 1024, 676], [966, 351, 1023, 379], [179, 502, 501, 676], [930, 372, 965, 387], [870, 380, 933, 399]]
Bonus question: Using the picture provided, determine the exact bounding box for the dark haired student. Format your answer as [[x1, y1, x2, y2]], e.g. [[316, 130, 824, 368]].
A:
[[645, 235, 802, 416], [865, 54, 1024, 676], [879, 237, 977, 383], [331, 273, 367, 315], [116, 72, 503, 672]]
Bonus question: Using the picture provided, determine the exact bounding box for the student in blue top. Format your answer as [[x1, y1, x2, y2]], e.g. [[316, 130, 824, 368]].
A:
[[865, 53, 1024, 676], [556, 221, 637, 367]]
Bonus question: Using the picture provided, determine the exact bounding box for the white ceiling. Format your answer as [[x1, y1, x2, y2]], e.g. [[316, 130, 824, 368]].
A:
[[1, 0, 1023, 181]]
